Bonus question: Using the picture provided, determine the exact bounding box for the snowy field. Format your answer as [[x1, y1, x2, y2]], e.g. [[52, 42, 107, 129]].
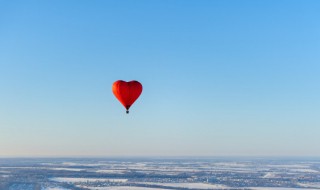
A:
[[141, 182, 230, 189], [51, 177, 128, 183], [1, 158, 320, 190]]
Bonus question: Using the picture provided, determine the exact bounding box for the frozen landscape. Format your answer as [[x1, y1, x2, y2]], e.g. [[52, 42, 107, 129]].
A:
[[0, 158, 320, 190]]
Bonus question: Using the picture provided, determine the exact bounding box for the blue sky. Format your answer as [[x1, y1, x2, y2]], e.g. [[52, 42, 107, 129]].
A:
[[0, 0, 319, 157]]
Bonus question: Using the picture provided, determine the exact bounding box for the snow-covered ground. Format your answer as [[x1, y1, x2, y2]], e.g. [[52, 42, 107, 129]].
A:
[[141, 182, 230, 189], [290, 168, 319, 173], [0, 166, 84, 172], [48, 167, 85, 171], [2, 158, 320, 190], [61, 162, 108, 167], [297, 182, 320, 188], [42, 188, 70, 190], [51, 177, 128, 183], [96, 169, 126, 174], [250, 188, 314, 190], [213, 162, 249, 167], [78, 186, 169, 190], [266, 164, 310, 168], [262, 172, 277, 178]]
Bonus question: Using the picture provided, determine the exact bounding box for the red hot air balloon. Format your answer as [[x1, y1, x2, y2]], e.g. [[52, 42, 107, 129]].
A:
[[112, 80, 143, 114]]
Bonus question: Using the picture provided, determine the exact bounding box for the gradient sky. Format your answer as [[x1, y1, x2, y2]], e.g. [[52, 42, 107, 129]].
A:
[[0, 0, 319, 157]]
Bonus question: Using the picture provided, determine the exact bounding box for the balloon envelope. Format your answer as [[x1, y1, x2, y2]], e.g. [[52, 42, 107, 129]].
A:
[[112, 80, 143, 113]]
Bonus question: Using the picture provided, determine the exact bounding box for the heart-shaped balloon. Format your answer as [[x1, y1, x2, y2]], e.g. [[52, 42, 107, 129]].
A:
[[112, 80, 143, 113]]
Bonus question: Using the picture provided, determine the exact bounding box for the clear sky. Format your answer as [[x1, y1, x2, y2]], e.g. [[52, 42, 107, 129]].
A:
[[0, 0, 319, 157]]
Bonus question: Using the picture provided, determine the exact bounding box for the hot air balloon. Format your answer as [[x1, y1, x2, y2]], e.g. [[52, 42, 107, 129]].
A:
[[112, 80, 143, 114]]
